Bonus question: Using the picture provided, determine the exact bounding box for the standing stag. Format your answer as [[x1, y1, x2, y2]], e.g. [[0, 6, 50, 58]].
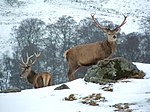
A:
[[20, 52, 52, 88], [64, 14, 127, 81]]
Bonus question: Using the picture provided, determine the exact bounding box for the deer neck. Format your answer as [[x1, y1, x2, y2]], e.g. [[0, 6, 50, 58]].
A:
[[106, 39, 117, 53], [101, 39, 117, 57], [27, 70, 37, 84]]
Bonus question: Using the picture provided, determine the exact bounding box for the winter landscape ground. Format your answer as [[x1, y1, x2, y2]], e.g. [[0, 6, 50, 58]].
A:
[[0, 0, 150, 112], [0, 0, 150, 56], [0, 62, 150, 112]]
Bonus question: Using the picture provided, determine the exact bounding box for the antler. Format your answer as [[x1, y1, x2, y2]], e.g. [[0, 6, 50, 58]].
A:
[[113, 14, 127, 31], [30, 52, 41, 65], [91, 14, 109, 32], [91, 14, 127, 32], [20, 52, 41, 67]]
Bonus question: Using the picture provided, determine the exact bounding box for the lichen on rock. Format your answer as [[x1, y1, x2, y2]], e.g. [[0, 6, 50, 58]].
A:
[[84, 57, 145, 84]]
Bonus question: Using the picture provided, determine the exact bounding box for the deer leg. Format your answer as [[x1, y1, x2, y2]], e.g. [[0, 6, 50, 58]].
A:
[[48, 76, 52, 86], [68, 69, 75, 81], [36, 76, 44, 88], [34, 86, 38, 89], [42, 74, 50, 87], [34, 82, 40, 88], [68, 64, 80, 81]]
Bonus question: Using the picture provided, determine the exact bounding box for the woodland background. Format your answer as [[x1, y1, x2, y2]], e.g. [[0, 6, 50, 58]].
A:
[[0, 0, 149, 90]]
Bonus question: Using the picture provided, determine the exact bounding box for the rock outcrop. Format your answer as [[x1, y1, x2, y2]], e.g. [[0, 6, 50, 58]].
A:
[[84, 57, 145, 84]]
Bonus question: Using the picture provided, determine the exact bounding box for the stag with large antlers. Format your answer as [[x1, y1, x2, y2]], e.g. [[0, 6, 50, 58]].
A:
[[20, 52, 52, 88], [64, 14, 127, 81]]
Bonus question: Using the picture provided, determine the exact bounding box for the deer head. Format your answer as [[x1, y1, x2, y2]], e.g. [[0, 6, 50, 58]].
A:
[[20, 52, 41, 78], [91, 14, 127, 42]]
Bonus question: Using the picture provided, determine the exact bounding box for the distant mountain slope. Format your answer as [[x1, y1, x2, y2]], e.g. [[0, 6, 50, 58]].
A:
[[0, 0, 149, 56]]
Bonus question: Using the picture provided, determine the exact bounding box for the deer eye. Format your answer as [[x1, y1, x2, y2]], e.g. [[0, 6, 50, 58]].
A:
[[23, 67, 28, 72]]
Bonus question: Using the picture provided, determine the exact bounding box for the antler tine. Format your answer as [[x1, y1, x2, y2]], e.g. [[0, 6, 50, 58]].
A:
[[30, 52, 41, 65], [91, 14, 108, 31], [20, 58, 27, 67], [113, 14, 127, 31], [20, 53, 34, 67], [26, 53, 34, 65], [34, 52, 41, 58]]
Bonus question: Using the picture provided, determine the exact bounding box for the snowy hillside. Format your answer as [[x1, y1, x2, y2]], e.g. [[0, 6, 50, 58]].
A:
[[0, 0, 150, 56], [0, 62, 150, 112], [0, 1, 150, 112]]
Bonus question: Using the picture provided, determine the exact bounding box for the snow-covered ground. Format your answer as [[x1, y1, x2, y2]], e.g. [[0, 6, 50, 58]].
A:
[[0, 0, 150, 56], [0, 1, 149, 111], [0, 62, 150, 112]]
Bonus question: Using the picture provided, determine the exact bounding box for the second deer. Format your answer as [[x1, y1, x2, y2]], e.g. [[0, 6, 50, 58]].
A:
[[20, 52, 52, 88], [64, 14, 127, 81]]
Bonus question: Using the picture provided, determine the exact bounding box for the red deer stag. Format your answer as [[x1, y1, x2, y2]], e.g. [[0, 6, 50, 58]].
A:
[[20, 52, 52, 88], [64, 14, 127, 81]]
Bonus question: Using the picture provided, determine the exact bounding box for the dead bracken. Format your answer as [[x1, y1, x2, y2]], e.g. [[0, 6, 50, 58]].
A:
[[80, 93, 107, 106], [112, 103, 135, 112], [64, 94, 77, 101], [64, 93, 107, 106]]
